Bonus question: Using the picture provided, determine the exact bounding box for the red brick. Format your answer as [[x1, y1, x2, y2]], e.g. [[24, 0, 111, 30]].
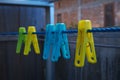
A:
[[55, 0, 120, 28]]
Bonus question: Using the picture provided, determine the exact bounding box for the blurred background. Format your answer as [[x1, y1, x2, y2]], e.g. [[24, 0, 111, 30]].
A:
[[54, 0, 120, 28], [0, 0, 119, 80]]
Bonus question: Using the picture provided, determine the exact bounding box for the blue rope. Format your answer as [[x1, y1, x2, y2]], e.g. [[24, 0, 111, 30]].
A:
[[0, 32, 19, 35], [88, 27, 120, 32], [23, 32, 46, 34], [0, 27, 120, 35], [62, 27, 120, 33], [62, 30, 78, 33]]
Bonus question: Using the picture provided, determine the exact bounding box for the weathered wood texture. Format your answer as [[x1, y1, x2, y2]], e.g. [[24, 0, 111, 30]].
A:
[[0, 5, 46, 80]]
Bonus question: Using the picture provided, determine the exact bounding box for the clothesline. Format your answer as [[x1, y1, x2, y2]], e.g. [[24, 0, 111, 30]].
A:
[[0, 27, 120, 35]]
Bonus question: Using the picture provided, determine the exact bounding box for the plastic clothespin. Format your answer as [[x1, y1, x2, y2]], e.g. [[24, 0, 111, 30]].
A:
[[16, 27, 26, 54], [74, 20, 97, 67], [52, 23, 70, 62], [24, 26, 40, 55], [43, 24, 55, 60], [59, 23, 70, 59]]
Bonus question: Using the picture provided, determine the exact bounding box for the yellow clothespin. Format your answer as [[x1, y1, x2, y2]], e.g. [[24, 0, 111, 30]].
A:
[[74, 20, 97, 67], [24, 26, 40, 55]]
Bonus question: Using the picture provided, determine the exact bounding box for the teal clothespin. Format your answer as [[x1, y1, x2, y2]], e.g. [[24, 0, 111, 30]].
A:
[[60, 23, 70, 59], [51, 25, 60, 61], [51, 23, 70, 62], [16, 27, 26, 54], [43, 24, 56, 59]]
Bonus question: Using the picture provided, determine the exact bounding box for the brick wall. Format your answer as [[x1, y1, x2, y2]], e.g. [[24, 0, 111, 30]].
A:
[[55, 0, 120, 28], [115, 2, 120, 26], [81, 2, 104, 27], [81, 0, 97, 4], [55, 0, 78, 28]]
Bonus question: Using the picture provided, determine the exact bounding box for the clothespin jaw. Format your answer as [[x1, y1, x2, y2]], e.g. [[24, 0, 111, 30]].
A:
[[74, 20, 97, 67], [24, 26, 40, 55], [16, 27, 26, 54], [43, 24, 55, 60]]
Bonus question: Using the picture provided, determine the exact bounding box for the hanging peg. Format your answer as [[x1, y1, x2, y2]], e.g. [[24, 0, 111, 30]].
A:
[[74, 20, 97, 67], [51, 23, 62, 61], [52, 23, 70, 62], [43, 24, 56, 60], [16, 27, 26, 54], [24, 26, 40, 55], [59, 23, 70, 59]]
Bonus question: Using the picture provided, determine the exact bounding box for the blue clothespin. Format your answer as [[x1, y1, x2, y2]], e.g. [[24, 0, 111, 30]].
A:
[[51, 24, 61, 61], [60, 23, 70, 59], [43, 24, 55, 60], [51, 23, 70, 62]]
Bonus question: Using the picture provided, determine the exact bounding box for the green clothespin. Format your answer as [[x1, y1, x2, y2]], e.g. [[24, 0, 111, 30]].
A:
[[16, 27, 26, 54]]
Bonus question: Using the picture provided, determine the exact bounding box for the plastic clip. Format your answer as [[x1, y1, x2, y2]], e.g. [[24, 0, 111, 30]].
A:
[[52, 23, 70, 62], [74, 20, 97, 67], [16, 27, 26, 54], [24, 26, 40, 55], [43, 24, 55, 59]]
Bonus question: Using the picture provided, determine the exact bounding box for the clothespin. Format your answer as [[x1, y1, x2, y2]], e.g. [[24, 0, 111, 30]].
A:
[[52, 23, 70, 62], [58, 23, 70, 59], [74, 20, 97, 67], [16, 27, 26, 54], [43, 24, 56, 60], [24, 26, 40, 55]]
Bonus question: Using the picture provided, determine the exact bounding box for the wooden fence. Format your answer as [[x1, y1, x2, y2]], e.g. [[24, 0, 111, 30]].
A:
[[0, 4, 47, 80], [55, 32, 120, 80]]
